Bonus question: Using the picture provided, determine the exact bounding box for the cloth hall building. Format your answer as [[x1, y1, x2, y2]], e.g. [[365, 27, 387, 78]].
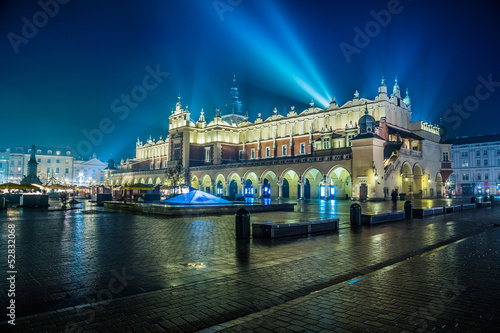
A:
[[108, 77, 452, 201]]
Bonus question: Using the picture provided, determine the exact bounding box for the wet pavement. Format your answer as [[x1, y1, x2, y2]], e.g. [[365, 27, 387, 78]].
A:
[[0, 198, 499, 332]]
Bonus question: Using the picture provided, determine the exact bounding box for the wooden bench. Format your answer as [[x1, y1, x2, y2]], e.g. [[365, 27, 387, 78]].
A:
[[252, 218, 339, 238]]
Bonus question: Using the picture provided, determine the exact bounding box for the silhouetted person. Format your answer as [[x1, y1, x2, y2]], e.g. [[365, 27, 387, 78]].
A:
[[391, 189, 398, 207]]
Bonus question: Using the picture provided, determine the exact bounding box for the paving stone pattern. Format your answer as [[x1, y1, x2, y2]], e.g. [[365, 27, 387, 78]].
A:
[[0, 198, 499, 332]]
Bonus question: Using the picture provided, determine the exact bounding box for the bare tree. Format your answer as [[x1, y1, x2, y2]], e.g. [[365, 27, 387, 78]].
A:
[[164, 164, 185, 195]]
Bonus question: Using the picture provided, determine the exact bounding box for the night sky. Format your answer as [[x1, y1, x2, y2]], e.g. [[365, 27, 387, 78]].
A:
[[1, 0, 500, 161]]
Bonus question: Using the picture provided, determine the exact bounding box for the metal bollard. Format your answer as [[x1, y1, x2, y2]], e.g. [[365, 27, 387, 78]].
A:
[[404, 200, 413, 219], [350, 203, 361, 227], [235, 208, 251, 239]]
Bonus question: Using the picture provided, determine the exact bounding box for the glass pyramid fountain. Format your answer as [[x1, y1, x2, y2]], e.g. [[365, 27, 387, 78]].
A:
[[161, 190, 232, 205]]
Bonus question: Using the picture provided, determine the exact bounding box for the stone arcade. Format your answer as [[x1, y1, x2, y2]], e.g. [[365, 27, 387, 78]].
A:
[[108, 77, 452, 201]]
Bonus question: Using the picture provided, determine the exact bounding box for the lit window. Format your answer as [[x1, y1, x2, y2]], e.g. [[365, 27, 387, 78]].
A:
[[300, 143, 305, 154], [56, 151, 60, 155], [461, 160, 469, 168], [282, 145, 287, 156], [205, 147, 211, 163]]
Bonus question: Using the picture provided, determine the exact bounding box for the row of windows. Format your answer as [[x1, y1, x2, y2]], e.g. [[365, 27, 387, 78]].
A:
[[150, 161, 169, 169], [462, 173, 500, 181], [41, 167, 70, 174], [75, 169, 103, 174], [460, 159, 500, 167], [31, 149, 71, 156], [249, 144, 307, 159], [459, 149, 500, 158]]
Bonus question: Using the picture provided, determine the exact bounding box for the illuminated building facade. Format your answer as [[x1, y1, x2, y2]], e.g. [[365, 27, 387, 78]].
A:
[[448, 134, 500, 196], [4, 146, 106, 185], [109, 77, 452, 200], [0, 149, 10, 183], [8, 146, 74, 184]]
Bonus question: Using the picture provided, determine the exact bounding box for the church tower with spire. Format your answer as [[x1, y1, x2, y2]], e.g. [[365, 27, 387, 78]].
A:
[[222, 75, 247, 125]]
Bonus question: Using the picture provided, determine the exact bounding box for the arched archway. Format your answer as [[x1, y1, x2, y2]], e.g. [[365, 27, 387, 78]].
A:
[[147, 177, 153, 185], [327, 166, 352, 199], [436, 173, 443, 198], [214, 174, 226, 197], [155, 177, 162, 186], [413, 164, 423, 198], [200, 175, 212, 194], [280, 169, 300, 199], [244, 172, 258, 198], [401, 162, 412, 196], [261, 170, 278, 198], [191, 176, 199, 189], [134, 178, 138, 184], [303, 168, 323, 199], [227, 173, 242, 200]]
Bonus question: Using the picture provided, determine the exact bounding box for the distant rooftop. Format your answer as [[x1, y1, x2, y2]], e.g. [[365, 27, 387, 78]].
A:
[[448, 134, 500, 145]]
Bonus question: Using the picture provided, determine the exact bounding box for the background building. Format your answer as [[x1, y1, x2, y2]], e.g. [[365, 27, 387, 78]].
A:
[[449, 134, 500, 196], [73, 155, 107, 185], [0, 149, 10, 183], [108, 77, 453, 201], [2, 146, 107, 185]]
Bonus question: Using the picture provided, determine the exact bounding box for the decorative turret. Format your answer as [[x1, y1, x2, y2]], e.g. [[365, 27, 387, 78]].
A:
[[358, 103, 377, 135], [215, 108, 221, 118], [222, 76, 246, 125], [196, 108, 206, 128], [378, 76, 387, 96], [198, 108, 206, 122], [392, 76, 401, 98], [106, 158, 117, 170], [403, 88, 411, 106], [175, 95, 182, 111]]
